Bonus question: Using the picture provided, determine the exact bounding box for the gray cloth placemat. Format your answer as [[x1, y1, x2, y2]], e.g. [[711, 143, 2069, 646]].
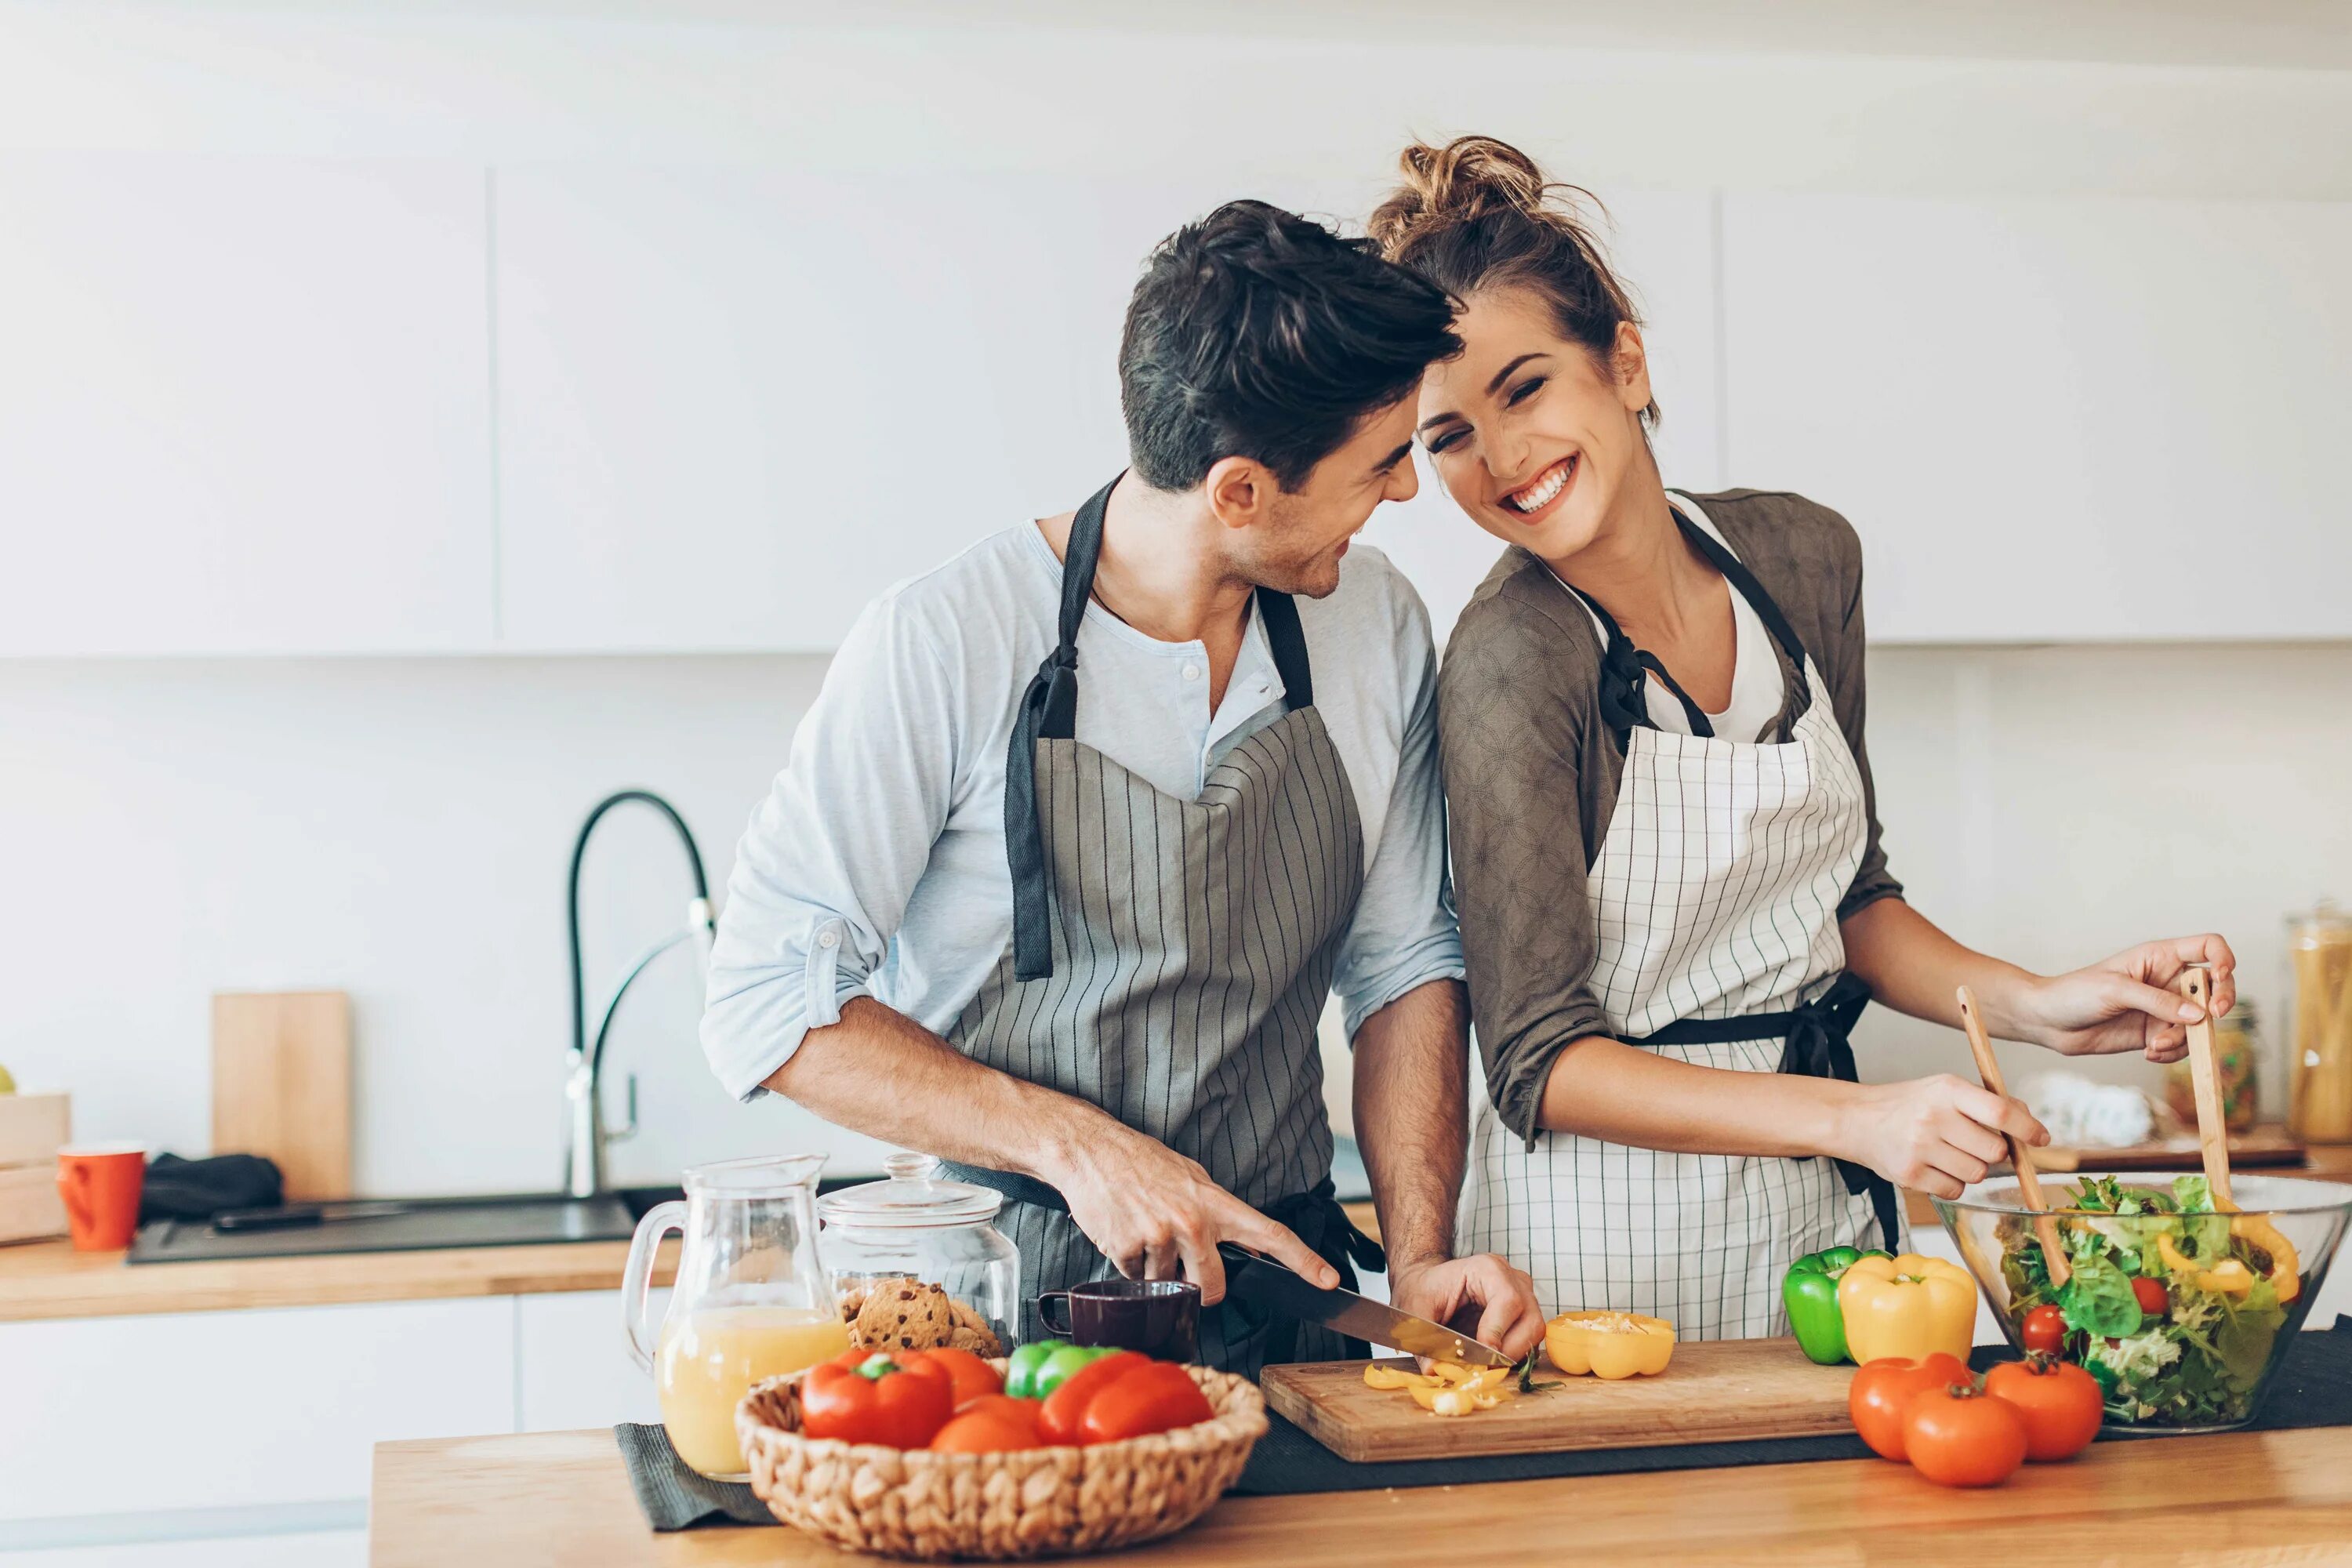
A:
[[616, 1316, 2352, 1525], [613, 1424, 771, 1531]]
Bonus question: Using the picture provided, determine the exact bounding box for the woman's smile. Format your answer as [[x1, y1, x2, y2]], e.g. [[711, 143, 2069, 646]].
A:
[[1499, 452, 1579, 522]]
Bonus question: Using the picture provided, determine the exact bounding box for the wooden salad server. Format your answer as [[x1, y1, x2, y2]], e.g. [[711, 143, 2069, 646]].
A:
[[2177, 966, 2238, 1212], [1958, 985, 2071, 1288]]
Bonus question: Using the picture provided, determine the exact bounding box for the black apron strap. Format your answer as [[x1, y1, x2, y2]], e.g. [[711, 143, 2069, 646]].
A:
[[1629, 972, 1901, 1252], [1004, 475, 1119, 982], [1003, 475, 1316, 982], [1563, 504, 1815, 752]]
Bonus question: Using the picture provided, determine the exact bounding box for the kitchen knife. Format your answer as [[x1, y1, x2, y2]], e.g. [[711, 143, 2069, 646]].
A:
[[1216, 1243, 1513, 1367]]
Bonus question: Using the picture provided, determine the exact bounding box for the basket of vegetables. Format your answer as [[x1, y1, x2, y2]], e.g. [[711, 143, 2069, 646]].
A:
[[735, 1341, 1265, 1560], [1936, 1172, 2352, 1432]]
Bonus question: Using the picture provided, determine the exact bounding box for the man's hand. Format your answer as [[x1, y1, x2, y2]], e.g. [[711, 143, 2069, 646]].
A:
[[1388, 1252, 1547, 1363], [1049, 1119, 1336, 1305]]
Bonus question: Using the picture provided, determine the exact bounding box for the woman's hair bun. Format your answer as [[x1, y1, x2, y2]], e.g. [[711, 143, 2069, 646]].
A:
[[1369, 136, 1557, 254]]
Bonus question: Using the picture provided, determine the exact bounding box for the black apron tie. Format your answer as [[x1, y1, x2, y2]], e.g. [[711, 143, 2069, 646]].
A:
[[1565, 507, 1817, 753], [1629, 971, 1901, 1253], [1004, 473, 1314, 982]]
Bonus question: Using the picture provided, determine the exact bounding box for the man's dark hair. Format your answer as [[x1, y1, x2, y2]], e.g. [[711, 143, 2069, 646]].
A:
[[1119, 200, 1461, 493]]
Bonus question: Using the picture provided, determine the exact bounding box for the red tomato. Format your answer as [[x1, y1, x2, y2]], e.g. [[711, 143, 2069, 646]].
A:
[[1849, 1354, 1972, 1462], [928, 1404, 1041, 1454], [902, 1346, 1003, 1408], [1902, 1385, 2027, 1487], [1076, 1361, 1214, 1445], [2020, 1304, 2067, 1357], [1984, 1356, 2103, 1462], [2130, 1275, 2169, 1319], [1036, 1352, 1149, 1446]]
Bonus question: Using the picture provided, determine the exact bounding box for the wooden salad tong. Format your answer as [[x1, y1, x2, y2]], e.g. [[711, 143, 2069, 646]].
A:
[[1957, 985, 2070, 1288]]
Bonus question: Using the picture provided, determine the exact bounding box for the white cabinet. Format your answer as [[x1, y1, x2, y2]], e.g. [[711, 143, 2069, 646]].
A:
[[0, 154, 494, 655], [492, 165, 1236, 652], [1720, 192, 2352, 641], [0, 1298, 513, 1520], [515, 1288, 665, 1432]]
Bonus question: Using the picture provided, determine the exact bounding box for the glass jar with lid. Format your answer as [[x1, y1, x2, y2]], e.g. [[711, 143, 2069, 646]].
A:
[[816, 1152, 1021, 1353]]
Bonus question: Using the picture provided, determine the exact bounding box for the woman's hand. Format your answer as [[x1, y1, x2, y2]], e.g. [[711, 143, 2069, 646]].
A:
[[1838, 1075, 2049, 1200], [2013, 935, 2238, 1063]]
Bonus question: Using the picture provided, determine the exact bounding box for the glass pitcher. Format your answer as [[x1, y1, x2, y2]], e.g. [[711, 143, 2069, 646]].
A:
[[622, 1154, 848, 1479]]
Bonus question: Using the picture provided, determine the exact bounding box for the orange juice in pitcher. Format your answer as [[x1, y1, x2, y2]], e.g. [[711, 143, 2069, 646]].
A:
[[625, 1154, 840, 1478], [655, 1305, 849, 1475]]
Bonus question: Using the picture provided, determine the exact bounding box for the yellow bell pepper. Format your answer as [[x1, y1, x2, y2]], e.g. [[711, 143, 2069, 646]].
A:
[[1835, 1252, 1976, 1364], [2154, 1231, 2261, 1298], [1544, 1311, 1676, 1379], [2230, 1215, 2303, 1304]]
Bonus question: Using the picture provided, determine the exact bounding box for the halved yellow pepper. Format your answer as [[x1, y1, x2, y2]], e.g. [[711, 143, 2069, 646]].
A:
[[1835, 1253, 1976, 1364], [1545, 1311, 1676, 1379], [2154, 1231, 2261, 1298]]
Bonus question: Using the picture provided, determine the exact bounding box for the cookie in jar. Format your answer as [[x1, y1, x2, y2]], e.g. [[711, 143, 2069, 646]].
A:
[[818, 1153, 1019, 1355]]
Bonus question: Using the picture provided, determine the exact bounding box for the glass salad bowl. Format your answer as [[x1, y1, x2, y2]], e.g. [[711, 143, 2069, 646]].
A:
[[1935, 1171, 2352, 1433]]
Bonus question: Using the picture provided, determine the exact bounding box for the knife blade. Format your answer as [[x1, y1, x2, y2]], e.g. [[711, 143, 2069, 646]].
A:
[[1217, 1243, 1513, 1367]]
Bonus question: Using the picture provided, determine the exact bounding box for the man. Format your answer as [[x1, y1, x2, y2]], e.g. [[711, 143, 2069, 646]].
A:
[[702, 200, 1544, 1375]]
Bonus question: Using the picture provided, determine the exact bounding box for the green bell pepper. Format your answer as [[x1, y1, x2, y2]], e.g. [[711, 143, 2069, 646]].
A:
[[1031, 1342, 1118, 1397], [1783, 1246, 1889, 1364], [1004, 1339, 1067, 1399]]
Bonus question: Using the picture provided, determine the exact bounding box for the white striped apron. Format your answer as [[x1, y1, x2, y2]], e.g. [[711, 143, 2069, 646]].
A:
[[1458, 508, 1896, 1340]]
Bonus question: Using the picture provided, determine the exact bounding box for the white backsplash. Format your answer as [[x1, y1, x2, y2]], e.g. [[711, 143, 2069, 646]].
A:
[[4, 640, 2348, 1192]]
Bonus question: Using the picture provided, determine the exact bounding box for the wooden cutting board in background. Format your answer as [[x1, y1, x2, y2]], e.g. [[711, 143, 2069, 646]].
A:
[[1261, 1338, 1853, 1463], [212, 991, 351, 1201]]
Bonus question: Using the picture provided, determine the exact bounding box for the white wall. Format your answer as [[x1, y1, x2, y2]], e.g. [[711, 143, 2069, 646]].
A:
[[9, 639, 2350, 1192], [0, 654, 892, 1194]]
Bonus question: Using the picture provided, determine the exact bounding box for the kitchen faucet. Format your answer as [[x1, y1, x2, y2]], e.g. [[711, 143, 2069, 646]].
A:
[[565, 789, 717, 1200]]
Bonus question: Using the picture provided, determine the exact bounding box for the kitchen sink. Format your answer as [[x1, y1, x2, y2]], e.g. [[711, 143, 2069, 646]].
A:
[[124, 1178, 873, 1264]]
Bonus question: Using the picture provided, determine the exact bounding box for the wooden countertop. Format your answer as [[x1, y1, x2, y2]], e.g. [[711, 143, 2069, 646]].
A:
[[0, 1235, 677, 1323], [371, 1423, 2352, 1566]]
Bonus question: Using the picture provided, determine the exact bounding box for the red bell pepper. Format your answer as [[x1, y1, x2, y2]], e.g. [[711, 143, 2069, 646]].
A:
[[1076, 1360, 1214, 1444], [800, 1352, 956, 1449], [1035, 1351, 1149, 1445]]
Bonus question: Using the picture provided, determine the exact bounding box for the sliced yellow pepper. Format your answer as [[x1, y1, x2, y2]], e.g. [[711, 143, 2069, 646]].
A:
[[1411, 1384, 1505, 1416], [2230, 1215, 2303, 1304], [1361, 1363, 1439, 1392], [1836, 1253, 1976, 1364], [1544, 1311, 1676, 1379]]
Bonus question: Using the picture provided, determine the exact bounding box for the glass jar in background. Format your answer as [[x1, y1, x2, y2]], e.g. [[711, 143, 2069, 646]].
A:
[[817, 1152, 1021, 1354], [2165, 998, 2260, 1133], [2289, 903, 2352, 1145]]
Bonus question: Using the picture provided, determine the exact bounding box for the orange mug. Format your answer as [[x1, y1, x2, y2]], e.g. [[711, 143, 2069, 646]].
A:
[[56, 1144, 147, 1251]]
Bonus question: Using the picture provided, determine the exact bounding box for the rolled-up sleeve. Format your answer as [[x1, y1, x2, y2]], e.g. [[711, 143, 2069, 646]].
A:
[[1439, 595, 1613, 1147], [700, 596, 959, 1102], [1330, 585, 1465, 1038]]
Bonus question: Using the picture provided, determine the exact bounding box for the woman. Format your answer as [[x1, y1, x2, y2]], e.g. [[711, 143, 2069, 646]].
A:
[[1370, 136, 2237, 1339]]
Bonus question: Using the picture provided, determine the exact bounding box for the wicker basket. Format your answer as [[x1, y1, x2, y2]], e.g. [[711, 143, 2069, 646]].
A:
[[736, 1359, 1266, 1561]]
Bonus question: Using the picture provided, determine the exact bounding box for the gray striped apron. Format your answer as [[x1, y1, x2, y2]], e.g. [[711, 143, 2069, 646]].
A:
[[940, 474, 1376, 1378]]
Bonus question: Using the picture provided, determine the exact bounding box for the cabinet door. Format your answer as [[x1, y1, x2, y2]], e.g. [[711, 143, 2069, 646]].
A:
[[494, 165, 1241, 652], [1721, 192, 2352, 641], [515, 1288, 665, 1432], [0, 1298, 513, 1519], [0, 154, 493, 655]]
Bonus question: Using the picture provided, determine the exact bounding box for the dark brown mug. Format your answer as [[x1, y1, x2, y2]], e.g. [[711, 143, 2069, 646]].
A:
[[1035, 1278, 1200, 1362]]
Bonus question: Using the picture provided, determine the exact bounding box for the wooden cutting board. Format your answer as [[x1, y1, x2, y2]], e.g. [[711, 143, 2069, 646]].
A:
[[2025, 1123, 2305, 1173], [212, 990, 352, 1201], [1260, 1338, 1853, 1463]]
